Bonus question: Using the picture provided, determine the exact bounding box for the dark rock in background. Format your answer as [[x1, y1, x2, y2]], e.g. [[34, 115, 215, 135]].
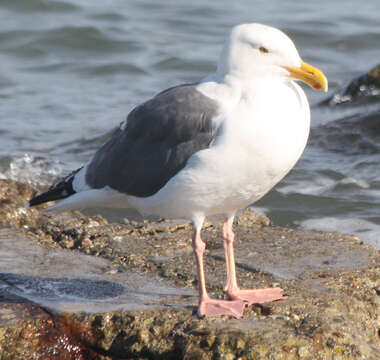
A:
[[312, 64, 380, 156], [322, 64, 380, 106]]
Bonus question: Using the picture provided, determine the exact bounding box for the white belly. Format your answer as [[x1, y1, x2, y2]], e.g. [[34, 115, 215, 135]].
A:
[[129, 81, 310, 220]]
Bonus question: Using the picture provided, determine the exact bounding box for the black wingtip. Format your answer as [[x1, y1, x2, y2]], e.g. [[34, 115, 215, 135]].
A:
[[28, 189, 67, 207], [28, 167, 82, 207]]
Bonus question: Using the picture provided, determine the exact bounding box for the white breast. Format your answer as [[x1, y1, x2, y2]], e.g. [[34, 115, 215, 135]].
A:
[[128, 79, 310, 220]]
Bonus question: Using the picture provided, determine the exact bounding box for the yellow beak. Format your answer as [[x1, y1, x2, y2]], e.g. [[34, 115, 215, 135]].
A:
[[284, 61, 328, 92]]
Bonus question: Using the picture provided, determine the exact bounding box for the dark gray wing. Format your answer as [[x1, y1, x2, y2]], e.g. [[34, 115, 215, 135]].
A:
[[85, 84, 220, 197]]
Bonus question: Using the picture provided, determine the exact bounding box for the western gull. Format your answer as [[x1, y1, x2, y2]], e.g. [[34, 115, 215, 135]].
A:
[[28, 23, 328, 318]]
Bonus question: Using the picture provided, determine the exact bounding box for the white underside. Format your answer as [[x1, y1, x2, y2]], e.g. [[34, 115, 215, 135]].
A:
[[48, 77, 310, 224]]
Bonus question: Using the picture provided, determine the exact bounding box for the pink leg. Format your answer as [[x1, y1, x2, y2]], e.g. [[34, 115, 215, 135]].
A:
[[223, 216, 286, 305], [192, 223, 245, 318]]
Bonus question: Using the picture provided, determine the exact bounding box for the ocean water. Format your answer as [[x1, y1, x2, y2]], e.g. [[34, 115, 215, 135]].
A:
[[1, 0, 380, 248]]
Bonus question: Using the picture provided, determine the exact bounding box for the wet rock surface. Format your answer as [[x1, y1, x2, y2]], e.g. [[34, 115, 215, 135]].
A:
[[323, 64, 380, 105], [313, 64, 380, 156], [0, 179, 379, 359]]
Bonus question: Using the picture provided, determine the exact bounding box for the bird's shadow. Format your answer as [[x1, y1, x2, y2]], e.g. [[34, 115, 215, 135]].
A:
[[0, 272, 192, 305]]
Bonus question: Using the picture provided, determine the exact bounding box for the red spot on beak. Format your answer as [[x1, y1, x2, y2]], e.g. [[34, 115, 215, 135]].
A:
[[313, 83, 321, 90]]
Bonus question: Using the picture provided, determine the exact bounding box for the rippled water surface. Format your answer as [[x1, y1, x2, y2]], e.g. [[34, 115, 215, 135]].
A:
[[1, 0, 380, 248]]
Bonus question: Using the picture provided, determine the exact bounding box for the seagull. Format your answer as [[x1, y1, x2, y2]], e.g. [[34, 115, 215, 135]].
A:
[[28, 23, 328, 318]]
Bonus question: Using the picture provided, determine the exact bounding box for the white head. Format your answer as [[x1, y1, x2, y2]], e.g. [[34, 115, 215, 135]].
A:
[[217, 23, 328, 91]]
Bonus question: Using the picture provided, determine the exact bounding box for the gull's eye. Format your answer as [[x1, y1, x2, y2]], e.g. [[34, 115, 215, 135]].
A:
[[259, 46, 269, 54]]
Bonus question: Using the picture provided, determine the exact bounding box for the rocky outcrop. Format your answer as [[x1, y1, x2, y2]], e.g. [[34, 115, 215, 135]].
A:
[[312, 64, 380, 156], [0, 179, 379, 359], [323, 64, 380, 105]]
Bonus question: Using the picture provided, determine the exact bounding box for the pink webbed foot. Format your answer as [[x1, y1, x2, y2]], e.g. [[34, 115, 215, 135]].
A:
[[227, 287, 286, 306], [197, 297, 246, 318]]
